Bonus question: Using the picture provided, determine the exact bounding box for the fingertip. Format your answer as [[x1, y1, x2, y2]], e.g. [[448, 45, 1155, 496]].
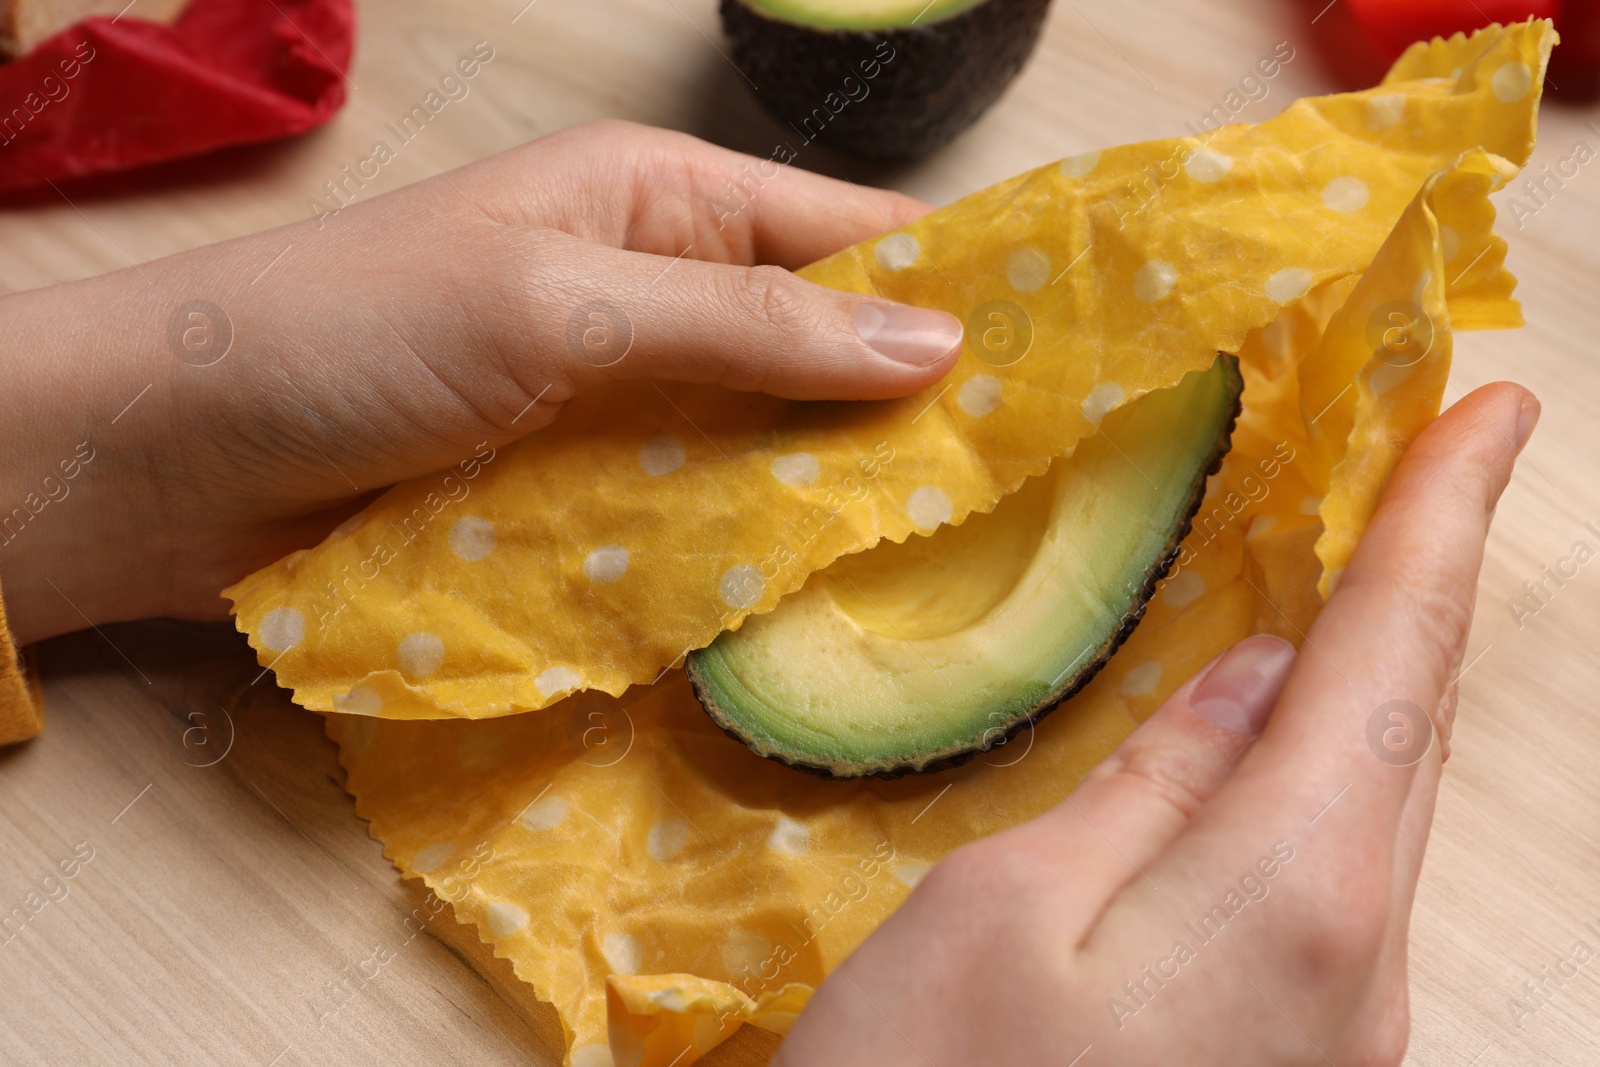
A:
[[1385, 382, 1528, 522], [1447, 381, 1532, 441]]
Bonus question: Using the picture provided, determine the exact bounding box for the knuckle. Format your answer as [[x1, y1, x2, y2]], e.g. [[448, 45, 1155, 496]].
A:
[[1338, 567, 1475, 690], [1297, 911, 1386, 986], [498, 226, 567, 300], [1115, 748, 1212, 824], [491, 231, 600, 395], [1279, 863, 1391, 986], [919, 837, 1031, 903], [917, 841, 992, 900], [731, 264, 817, 337], [532, 120, 665, 181], [917, 830, 1083, 976], [1394, 576, 1475, 678]]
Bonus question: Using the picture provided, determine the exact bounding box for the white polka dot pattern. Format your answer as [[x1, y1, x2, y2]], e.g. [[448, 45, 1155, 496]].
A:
[[583, 545, 629, 584], [398, 631, 445, 678], [874, 233, 921, 271], [1134, 260, 1177, 303], [449, 517, 495, 561], [957, 375, 1002, 417], [906, 486, 953, 531], [638, 435, 686, 476], [259, 607, 305, 653]]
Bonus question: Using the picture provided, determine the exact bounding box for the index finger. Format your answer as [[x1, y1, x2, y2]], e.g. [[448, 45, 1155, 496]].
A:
[[675, 135, 934, 269], [1078, 384, 1534, 1052], [458, 121, 934, 268]]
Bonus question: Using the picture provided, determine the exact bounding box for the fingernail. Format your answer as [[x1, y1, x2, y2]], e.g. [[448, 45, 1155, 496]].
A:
[[1190, 634, 1298, 736], [855, 301, 963, 366], [1515, 394, 1541, 452]]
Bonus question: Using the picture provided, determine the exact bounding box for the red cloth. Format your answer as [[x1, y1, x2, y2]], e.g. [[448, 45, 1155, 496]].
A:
[[0, 0, 353, 196]]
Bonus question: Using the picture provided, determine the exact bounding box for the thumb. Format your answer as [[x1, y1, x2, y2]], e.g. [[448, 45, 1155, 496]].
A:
[[541, 238, 963, 401]]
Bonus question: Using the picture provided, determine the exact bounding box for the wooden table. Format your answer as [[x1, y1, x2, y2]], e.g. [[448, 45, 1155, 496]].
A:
[[3, 1, 1599, 1063]]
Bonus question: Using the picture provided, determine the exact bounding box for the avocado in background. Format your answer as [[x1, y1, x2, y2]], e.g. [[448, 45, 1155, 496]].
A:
[[687, 356, 1244, 779], [720, 0, 1053, 160]]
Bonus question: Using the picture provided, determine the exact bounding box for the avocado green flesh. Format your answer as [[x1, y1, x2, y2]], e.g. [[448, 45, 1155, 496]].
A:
[[740, 0, 986, 30], [687, 355, 1243, 778]]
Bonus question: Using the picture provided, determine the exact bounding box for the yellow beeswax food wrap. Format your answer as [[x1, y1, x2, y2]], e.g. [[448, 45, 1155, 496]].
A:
[[228, 21, 1547, 722], [258, 21, 1549, 1067]]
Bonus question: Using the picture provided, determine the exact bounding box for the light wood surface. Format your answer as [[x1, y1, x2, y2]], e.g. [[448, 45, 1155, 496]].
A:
[[3, 1, 1600, 1064]]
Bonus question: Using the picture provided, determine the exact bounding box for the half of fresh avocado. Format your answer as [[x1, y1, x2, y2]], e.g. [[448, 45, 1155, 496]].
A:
[[687, 354, 1243, 779], [720, 0, 1052, 160]]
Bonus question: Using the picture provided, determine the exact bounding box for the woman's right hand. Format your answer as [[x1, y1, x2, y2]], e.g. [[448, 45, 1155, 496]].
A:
[[775, 382, 1538, 1066]]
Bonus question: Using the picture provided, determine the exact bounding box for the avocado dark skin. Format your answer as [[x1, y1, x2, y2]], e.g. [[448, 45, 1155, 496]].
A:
[[720, 0, 1052, 161]]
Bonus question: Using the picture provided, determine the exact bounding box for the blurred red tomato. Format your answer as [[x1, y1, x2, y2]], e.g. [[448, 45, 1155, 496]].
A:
[[1301, 0, 1599, 100], [1347, 0, 1560, 60]]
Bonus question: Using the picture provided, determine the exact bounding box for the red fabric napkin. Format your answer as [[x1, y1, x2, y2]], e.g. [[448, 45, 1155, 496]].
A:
[[0, 0, 353, 197]]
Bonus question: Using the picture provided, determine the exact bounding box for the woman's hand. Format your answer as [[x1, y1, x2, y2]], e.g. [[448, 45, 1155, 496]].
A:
[[775, 382, 1539, 1067], [0, 121, 962, 644]]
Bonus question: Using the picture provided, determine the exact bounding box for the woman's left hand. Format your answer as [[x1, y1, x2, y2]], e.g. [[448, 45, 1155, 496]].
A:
[[0, 121, 962, 644]]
